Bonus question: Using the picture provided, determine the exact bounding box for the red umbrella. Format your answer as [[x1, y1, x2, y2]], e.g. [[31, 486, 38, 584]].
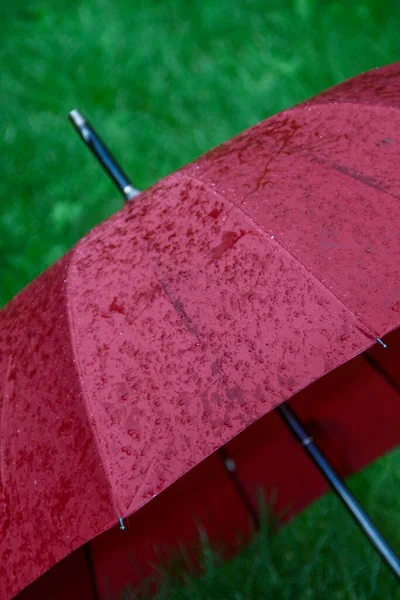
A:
[[1, 62, 400, 599]]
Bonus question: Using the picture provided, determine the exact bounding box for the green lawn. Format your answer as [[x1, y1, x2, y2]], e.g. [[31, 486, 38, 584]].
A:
[[1, 0, 400, 598], [140, 450, 400, 599]]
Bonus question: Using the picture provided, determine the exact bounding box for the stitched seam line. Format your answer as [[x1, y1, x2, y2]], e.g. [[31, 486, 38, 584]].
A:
[[65, 248, 120, 517], [179, 172, 379, 338]]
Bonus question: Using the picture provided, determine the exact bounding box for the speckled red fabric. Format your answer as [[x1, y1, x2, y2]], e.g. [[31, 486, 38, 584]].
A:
[[1, 63, 400, 598], [0, 260, 116, 597]]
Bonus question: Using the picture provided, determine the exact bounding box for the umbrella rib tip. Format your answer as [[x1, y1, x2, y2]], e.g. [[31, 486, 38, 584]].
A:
[[375, 337, 387, 349]]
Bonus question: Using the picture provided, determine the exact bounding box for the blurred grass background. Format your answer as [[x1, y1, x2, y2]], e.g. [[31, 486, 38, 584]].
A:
[[1, 0, 400, 598]]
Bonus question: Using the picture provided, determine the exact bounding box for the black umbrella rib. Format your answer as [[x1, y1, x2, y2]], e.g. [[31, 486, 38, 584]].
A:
[[363, 352, 400, 395], [218, 448, 259, 530], [84, 543, 100, 600]]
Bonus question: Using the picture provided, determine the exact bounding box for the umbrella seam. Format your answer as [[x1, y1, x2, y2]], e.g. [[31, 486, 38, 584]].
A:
[[190, 100, 400, 183], [179, 172, 381, 341], [65, 249, 121, 519]]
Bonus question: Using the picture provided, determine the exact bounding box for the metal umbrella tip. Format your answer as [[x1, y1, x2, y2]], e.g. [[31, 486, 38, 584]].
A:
[[69, 109, 86, 128], [376, 337, 387, 349]]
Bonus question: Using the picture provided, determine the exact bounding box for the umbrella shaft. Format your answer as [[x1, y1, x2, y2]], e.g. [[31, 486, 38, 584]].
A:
[[69, 110, 139, 201], [276, 402, 400, 581], [88, 132, 133, 195]]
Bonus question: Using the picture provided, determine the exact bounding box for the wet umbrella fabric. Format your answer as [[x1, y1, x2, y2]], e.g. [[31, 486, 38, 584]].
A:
[[1, 63, 400, 599]]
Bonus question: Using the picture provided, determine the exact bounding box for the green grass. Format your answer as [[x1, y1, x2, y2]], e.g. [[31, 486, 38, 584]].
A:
[[2, 0, 400, 307], [134, 449, 400, 599], [1, 0, 400, 598]]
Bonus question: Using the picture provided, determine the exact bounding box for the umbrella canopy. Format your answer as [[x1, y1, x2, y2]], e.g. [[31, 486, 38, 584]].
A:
[[1, 62, 400, 599]]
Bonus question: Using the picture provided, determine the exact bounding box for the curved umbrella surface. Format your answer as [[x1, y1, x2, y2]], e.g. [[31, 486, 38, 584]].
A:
[[1, 62, 400, 598]]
